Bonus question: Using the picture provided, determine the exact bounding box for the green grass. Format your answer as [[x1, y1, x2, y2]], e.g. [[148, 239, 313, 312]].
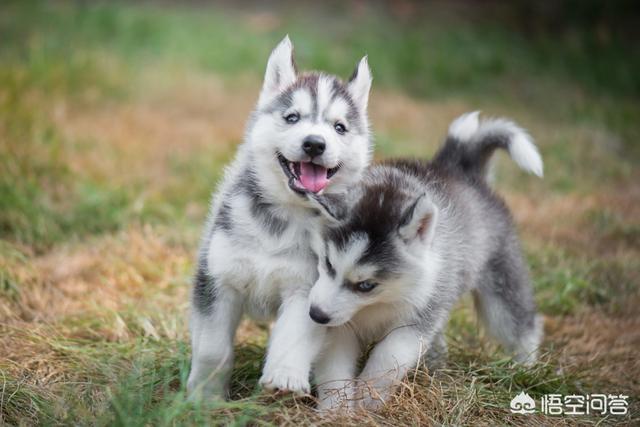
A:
[[1, 1, 638, 425], [0, 330, 593, 426], [1, 0, 638, 248], [529, 247, 601, 315], [3, 1, 639, 125]]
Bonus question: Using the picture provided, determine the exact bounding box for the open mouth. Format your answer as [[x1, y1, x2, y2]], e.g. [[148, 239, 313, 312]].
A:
[[277, 153, 340, 195]]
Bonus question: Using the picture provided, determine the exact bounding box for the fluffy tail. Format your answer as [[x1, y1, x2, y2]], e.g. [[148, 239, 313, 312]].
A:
[[433, 111, 543, 181]]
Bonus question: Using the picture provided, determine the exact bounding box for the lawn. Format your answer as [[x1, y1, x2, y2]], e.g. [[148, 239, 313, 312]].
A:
[[1, 1, 638, 425]]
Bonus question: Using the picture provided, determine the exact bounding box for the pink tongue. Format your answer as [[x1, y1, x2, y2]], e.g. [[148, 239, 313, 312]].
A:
[[299, 162, 328, 193]]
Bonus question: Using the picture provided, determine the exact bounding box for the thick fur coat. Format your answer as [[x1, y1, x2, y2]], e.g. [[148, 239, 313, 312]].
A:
[[187, 36, 373, 398]]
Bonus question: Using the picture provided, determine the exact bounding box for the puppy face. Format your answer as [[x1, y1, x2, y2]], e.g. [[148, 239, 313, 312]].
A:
[[307, 176, 440, 326], [248, 37, 372, 199], [309, 232, 406, 326]]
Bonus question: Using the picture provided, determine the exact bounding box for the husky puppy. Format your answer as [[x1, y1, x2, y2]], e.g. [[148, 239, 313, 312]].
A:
[[186, 36, 373, 399], [307, 112, 544, 410]]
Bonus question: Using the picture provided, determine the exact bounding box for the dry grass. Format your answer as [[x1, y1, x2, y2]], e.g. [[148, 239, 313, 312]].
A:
[[3, 67, 639, 425], [1, 2, 639, 425]]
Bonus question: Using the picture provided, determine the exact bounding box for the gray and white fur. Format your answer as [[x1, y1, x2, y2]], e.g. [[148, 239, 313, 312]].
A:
[[307, 112, 543, 410], [187, 36, 373, 398]]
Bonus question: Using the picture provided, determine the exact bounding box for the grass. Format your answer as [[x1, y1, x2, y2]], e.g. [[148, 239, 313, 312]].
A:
[[1, 1, 639, 425]]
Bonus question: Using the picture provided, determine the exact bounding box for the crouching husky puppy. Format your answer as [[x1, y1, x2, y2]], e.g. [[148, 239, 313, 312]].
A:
[[187, 36, 373, 398], [307, 112, 544, 410]]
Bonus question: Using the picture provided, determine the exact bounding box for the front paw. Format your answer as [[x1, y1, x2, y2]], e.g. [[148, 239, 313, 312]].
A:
[[259, 367, 310, 395]]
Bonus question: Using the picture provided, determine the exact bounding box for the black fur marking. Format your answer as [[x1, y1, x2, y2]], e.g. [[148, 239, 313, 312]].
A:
[[214, 201, 233, 232], [251, 199, 288, 235], [432, 133, 510, 182], [267, 90, 294, 113], [312, 193, 349, 222], [331, 79, 362, 133], [380, 158, 435, 180], [357, 236, 402, 279], [323, 159, 462, 279], [193, 258, 217, 315], [326, 180, 409, 276], [241, 169, 289, 236], [309, 76, 320, 122], [263, 72, 364, 134], [397, 194, 423, 231], [262, 74, 320, 114], [325, 252, 336, 278]]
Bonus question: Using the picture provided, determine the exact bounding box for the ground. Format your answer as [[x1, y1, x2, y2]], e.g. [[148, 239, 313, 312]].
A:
[[1, 1, 639, 426]]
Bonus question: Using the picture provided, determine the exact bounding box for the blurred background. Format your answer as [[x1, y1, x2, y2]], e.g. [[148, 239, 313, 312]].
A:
[[1, 1, 638, 425]]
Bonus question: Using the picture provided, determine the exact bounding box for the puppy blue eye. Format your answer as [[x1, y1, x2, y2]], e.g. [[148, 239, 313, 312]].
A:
[[356, 281, 377, 293], [284, 113, 300, 124], [334, 122, 347, 134]]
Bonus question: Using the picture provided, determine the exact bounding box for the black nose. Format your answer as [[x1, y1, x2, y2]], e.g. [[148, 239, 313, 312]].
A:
[[302, 135, 326, 158], [309, 305, 331, 324]]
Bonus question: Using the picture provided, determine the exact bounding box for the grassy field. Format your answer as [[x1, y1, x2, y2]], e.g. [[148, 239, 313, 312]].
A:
[[1, 1, 639, 425]]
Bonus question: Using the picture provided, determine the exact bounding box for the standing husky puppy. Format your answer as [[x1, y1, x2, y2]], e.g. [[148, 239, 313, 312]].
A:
[[308, 112, 543, 410], [187, 36, 373, 399]]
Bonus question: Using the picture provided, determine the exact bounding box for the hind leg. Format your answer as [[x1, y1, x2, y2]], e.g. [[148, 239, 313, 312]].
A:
[[473, 249, 542, 365]]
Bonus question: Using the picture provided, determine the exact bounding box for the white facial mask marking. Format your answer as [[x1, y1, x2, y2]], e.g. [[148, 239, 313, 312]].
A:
[[291, 89, 313, 117], [316, 76, 334, 122]]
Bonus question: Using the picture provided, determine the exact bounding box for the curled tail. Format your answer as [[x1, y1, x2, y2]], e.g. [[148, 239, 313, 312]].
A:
[[433, 111, 543, 181]]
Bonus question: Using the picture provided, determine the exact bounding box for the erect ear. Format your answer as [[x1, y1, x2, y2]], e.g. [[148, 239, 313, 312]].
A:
[[347, 56, 372, 112], [308, 193, 351, 224], [258, 35, 297, 108], [397, 194, 438, 246]]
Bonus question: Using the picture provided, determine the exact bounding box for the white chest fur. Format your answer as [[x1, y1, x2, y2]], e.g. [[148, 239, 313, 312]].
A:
[[206, 203, 319, 319]]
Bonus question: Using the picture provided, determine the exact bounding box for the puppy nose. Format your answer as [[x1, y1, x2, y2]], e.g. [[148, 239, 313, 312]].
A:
[[302, 135, 326, 158], [309, 305, 331, 324]]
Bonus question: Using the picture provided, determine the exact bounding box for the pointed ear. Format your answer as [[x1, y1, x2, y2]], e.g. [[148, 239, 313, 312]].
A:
[[347, 56, 372, 112], [258, 35, 297, 108], [397, 194, 438, 246], [308, 193, 350, 224]]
